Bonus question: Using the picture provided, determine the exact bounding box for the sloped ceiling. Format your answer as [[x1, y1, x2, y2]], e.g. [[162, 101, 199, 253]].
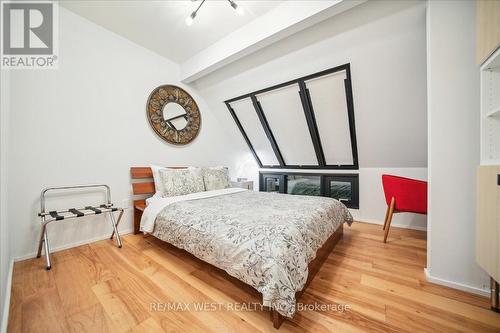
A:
[[60, 0, 283, 63], [61, 1, 365, 82]]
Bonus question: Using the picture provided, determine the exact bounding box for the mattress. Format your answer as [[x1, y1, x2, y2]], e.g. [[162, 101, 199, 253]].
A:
[[140, 188, 353, 317]]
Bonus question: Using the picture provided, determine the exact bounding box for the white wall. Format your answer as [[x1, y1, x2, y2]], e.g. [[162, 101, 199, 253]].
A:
[[194, 0, 428, 228], [427, 0, 489, 294], [0, 65, 12, 331], [4, 7, 240, 260]]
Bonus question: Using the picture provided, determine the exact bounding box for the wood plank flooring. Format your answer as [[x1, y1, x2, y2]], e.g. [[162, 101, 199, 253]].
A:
[[7, 222, 500, 332]]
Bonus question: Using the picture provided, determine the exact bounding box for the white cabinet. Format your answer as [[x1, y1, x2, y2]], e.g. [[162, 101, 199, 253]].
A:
[[481, 47, 500, 165]]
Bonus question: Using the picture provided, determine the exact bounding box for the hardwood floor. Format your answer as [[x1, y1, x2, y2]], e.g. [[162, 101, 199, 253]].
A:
[[7, 222, 500, 332]]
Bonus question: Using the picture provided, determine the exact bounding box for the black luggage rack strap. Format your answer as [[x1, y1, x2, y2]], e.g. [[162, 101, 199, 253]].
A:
[[38, 204, 121, 222]]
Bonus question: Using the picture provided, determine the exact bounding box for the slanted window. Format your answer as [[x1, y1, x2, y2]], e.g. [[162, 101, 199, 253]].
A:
[[225, 63, 358, 170], [255, 84, 317, 166], [305, 71, 354, 165], [227, 98, 279, 166]]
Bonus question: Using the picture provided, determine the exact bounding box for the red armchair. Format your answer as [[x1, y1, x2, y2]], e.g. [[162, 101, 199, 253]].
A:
[[381, 174, 427, 243]]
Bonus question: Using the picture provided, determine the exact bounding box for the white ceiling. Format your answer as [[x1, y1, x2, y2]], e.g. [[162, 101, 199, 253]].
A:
[[61, 0, 283, 63]]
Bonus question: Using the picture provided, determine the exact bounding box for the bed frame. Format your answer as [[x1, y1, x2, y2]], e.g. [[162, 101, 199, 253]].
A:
[[130, 166, 344, 329]]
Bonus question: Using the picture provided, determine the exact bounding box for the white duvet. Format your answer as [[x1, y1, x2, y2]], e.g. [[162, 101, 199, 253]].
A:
[[140, 187, 247, 233]]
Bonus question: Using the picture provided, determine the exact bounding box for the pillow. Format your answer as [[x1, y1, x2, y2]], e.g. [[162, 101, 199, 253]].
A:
[[202, 166, 230, 191], [159, 168, 205, 197], [151, 165, 167, 196]]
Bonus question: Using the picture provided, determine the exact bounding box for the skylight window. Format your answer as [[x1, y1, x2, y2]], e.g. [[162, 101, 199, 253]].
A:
[[227, 98, 280, 166], [225, 63, 358, 169], [256, 84, 317, 166], [305, 70, 354, 165]]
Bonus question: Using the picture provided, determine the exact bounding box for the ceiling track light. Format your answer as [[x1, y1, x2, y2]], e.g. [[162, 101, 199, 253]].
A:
[[185, 0, 244, 26], [228, 0, 245, 15], [185, 0, 204, 26]]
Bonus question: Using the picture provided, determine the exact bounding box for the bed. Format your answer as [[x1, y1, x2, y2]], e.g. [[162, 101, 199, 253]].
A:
[[131, 167, 353, 328]]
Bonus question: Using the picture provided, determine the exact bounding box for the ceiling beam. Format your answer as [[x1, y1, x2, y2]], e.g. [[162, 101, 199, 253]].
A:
[[180, 0, 366, 83]]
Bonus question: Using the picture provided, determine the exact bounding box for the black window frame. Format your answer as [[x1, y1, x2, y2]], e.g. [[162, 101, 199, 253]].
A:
[[225, 63, 358, 170], [259, 171, 359, 209]]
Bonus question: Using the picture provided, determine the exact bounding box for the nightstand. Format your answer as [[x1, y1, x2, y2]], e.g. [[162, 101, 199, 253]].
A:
[[230, 180, 254, 190]]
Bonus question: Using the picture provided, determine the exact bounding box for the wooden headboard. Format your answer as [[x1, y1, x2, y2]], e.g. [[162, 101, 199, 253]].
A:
[[130, 166, 187, 233]]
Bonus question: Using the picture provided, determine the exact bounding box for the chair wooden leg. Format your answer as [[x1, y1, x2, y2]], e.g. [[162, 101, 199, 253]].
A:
[[382, 204, 391, 230], [383, 197, 395, 243]]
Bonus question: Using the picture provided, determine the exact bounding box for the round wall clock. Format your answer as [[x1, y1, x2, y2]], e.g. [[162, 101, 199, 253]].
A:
[[146, 85, 201, 145]]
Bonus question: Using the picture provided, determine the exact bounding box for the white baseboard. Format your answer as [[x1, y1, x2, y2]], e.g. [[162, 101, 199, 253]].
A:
[[14, 228, 133, 262], [424, 268, 490, 297], [355, 218, 427, 231], [1, 259, 14, 333]]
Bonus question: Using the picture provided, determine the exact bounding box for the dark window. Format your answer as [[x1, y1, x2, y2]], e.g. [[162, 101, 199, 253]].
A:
[[286, 175, 321, 196], [259, 172, 359, 209], [324, 175, 359, 209], [225, 63, 358, 170], [261, 174, 285, 193]]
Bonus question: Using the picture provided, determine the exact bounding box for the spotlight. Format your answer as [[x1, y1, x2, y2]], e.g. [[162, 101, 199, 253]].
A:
[[185, 12, 196, 26], [229, 1, 245, 15]]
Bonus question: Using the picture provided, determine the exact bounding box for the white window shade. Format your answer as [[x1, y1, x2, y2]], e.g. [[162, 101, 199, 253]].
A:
[[229, 99, 279, 166], [225, 63, 358, 169], [305, 70, 354, 165], [256, 84, 318, 166]]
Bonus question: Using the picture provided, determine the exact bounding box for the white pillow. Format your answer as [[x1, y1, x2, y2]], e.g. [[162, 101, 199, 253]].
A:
[[159, 167, 205, 197], [151, 165, 167, 196], [202, 166, 230, 191]]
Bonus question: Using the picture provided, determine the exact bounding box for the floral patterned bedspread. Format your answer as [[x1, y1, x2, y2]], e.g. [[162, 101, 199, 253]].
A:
[[151, 190, 353, 317]]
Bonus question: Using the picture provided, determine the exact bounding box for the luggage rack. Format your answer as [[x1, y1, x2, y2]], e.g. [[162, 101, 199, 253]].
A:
[[36, 184, 124, 270]]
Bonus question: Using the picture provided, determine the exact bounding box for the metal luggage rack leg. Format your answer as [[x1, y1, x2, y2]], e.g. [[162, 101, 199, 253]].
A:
[[36, 184, 124, 270]]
